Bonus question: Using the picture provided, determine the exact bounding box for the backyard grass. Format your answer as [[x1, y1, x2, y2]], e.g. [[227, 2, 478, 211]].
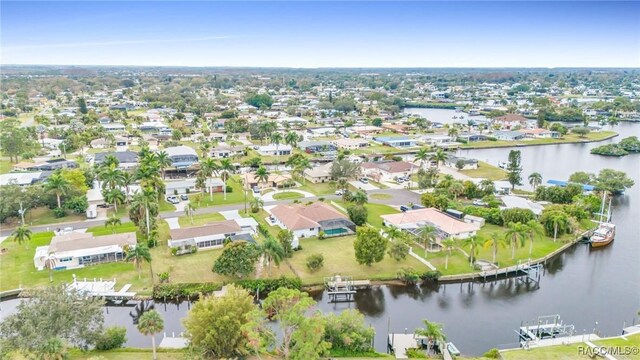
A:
[[333, 200, 399, 229], [500, 344, 590, 360], [272, 191, 305, 200], [593, 332, 640, 348], [0, 159, 12, 174], [460, 161, 507, 180], [273, 235, 429, 285], [187, 177, 251, 206], [0, 231, 154, 294], [177, 212, 226, 227], [8, 206, 87, 228], [298, 180, 343, 196], [461, 131, 617, 149], [419, 223, 580, 276], [69, 349, 184, 360], [158, 200, 177, 213]]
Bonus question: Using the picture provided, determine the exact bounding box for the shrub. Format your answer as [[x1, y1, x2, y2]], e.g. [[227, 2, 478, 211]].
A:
[[406, 348, 427, 358], [233, 277, 302, 294], [95, 326, 127, 350], [225, 185, 233, 193], [347, 204, 368, 226], [397, 268, 421, 285], [318, 230, 326, 240], [500, 208, 535, 225], [153, 283, 223, 299], [422, 270, 442, 282], [483, 348, 501, 358], [306, 254, 324, 272], [157, 272, 170, 283], [63, 195, 89, 214], [463, 206, 503, 225], [52, 207, 67, 218]]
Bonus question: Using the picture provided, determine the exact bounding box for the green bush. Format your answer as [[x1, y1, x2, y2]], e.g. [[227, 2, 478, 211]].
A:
[[500, 208, 535, 225], [153, 283, 223, 299], [347, 204, 368, 226], [406, 348, 427, 358], [306, 254, 324, 272], [95, 326, 127, 350], [422, 270, 442, 282], [233, 277, 302, 294], [63, 195, 89, 214], [52, 207, 67, 218], [225, 185, 233, 193], [483, 348, 501, 358]]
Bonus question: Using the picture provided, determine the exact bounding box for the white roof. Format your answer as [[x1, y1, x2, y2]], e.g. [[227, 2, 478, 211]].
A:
[[501, 195, 544, 215], [163, 145, 198, 157], [257, 144, 292, 152], [0, 172, 42, 186]]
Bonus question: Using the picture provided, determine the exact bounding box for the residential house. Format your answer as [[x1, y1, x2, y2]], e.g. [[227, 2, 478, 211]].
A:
[[101, 123, 126, 133], [256, 144, 292, 156], [33, 232, 137, 270], [458, 134, 490, 142], [28, 159, 78, 171], [381, 208, 480, 246], [493, 130, 525, 141], [95, 151, 139, 169], [0, 172, 46, 186], [298, 141, 337, 155], [500, 195, 544, 216], [520, 128, 561, 139], [243, 172, 293, 190], [419, 134, 454, 146], [211, 145, 245, 159], [494, 114, 528, 129], [163, 146, 199, 169], [382, 124, 411, 134], [349, 125, 383, 136], [332, 138, 370, 150], [361, 161, 415, 182], [268, 202, 356, 247], [168, 219, 258, 251], [11, 162, 36, 172], [373, 136, 417, 148], [304, 163, 333, 183]]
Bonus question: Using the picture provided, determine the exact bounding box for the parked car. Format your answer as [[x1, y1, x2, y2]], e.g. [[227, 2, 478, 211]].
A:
[[252, 185, 260, 194], [359, 178, 369, 184], [400, 205, 410, 212], [180, 194, 189, 201], [335, 189, 344, 196], [166, 196, 179, 204], [472, 199, 487, 206]]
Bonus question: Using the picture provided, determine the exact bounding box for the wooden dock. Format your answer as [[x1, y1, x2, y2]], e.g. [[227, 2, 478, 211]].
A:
[[324, 275, 370, 302], [387, 333, 426, 359]]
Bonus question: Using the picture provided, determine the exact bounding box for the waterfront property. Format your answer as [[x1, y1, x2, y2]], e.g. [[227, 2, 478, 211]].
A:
[[493, 130, 526, 141], [210, 144, 245, 159], [332, 137, 370, 150], [362, 161, 416, 182], [33, 232, 137, 270], [304, 162, 333, 183], [163, 145, 199, 169], [373, 136, 418, 148], [168, 218, 258, 251], [381, 207, 480, 244], [256, 144, 292, 156], [546, 179, 595, 192], [444, 155, 478, 170], [500, 195, 545, 216], [267, 202, 356, 247]]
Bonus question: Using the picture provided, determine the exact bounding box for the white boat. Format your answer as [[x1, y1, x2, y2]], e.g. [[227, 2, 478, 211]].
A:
[[590, 193, 615, 248], [498, 161, 508, 169]]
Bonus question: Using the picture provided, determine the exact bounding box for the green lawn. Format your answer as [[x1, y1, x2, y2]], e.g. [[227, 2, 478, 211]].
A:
[[187, 177, 251, 207], [69, 349, 184, 360], [460, 161, 507, 180], [271, 235, 428, 285], [298, 181, 339, 196], [158, 200, 177, 213], [500, 344, 590, 360], [249, 209, 281, 239], [150, 245, 231, 285], [177, 212, 226, 227], [419, 223, 580, 276], [0, 231, 154, 294], [461, 131, 617, 149], [273, 191, 305, 200], [10, 206, 86, 228], [0, 159, 12, 174], [333, 201, 399, 229]]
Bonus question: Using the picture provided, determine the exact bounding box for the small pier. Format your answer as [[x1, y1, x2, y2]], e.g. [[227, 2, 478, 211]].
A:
[[68, 275, 136, 300], [387, 333, 427, 359], [159, 332, 188, 349], [324, 275, 369, 302], [517, 314, 577, 348]]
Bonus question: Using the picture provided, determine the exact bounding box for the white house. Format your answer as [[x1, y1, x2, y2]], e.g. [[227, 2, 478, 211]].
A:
[[332, 138, 370, 150], [304, 163, 333, 183], [33, 232, 137, 270], [361, 161, 415, 182], [381, 208, 480, 244], [256, 144, 292, 156], [168, 218, 258, 251]]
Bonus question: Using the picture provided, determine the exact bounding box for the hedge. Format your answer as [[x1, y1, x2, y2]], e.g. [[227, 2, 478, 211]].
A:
[[152, 277, 301, 299]]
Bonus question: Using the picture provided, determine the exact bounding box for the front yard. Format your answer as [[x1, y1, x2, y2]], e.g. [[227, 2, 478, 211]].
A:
[[187, 176, 250, 207], [459, 161, 507, 180]]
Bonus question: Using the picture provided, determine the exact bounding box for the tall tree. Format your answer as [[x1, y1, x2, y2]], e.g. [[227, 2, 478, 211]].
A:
[[429, 149, 447, 168], [77, 97, 88, 114], [184, 203, 196, 225], [414, 319, 446, 354], [271, 132, 283, 170], [506, 150, 523, 190], [219, 158, 235, 200], [505, 222, 527, 259], [155, 151, 172, 180], [212, 241, 259, 278], [45, 173, 71, 208], [41, 253, 58, 282], [201, 158, 220, 201], [11, 225, 32, 247], [415, 147, 429, 168], [104, 214, 122, 234], [441, 238, 457, 270], [255, 166, 270, 188], [284, 131, 299, 148], [125, 243, 152, 279], [259, 237, 285, 276], [462, 235, 482, 266], [525, 220, 545, 256], [350, 190, 368, 205], [418, 224, 438, 258], [137, 310, 164, 360], [104, 188, 125, 213]]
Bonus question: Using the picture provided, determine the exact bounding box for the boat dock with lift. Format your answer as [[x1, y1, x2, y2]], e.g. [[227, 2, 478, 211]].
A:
[[324, 275, 370, 302], [68, 275, 136, 301]]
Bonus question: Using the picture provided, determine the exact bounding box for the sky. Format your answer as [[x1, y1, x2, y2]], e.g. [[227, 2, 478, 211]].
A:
[[1, 1, 639, 68]]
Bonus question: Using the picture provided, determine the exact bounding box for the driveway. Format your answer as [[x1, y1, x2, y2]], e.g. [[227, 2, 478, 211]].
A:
[[165, 217, 180, 230], [349, 180, 378, 191], [220, 210, 242, 220], [437, 166, 472, 181], [368, 189, 421, 206], [261, 189, 315, 202]]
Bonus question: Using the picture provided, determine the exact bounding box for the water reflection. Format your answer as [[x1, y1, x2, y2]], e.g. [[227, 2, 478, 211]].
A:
[[354, 286, 386, 317], [129, 300, 155, 325]]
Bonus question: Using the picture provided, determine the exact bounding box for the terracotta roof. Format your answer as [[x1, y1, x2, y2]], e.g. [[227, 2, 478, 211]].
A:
[[170, 220, 241, 240], [49, 232, 137, 253], [362, 161, 414, 174], [381, 208, 479, 236], [270, 202, 346, 231]]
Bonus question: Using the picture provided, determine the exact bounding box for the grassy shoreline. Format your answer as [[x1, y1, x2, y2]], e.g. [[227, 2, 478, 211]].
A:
[[460, 131, 618, 149]]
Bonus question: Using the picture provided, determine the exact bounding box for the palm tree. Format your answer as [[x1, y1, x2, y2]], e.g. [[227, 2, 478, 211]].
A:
[[201, 158, 220, 201], [385, 225, 402, 241], [219, 158, 235, 200], [255, 166, 270, 189], [99, 165, 125, 191], [336, 178, 349, 192], [45, 173, 71, 208], [415, 319, 446, 354], [121, 171, 135, 204], [104, 188, 126, 213], [351, 190, 368, 205], [199, 142, 212, 159], [250, 197, 264, 213], [505, 222, 528, 259], [137, 310, 164, 360], [11, 225, 32, 247], [418, 225, 438, 258], [549, 213, 566, 242], [271, 132, 283, 170], [441, 238, 457, 270], [483, 232, 507, 264], [429, 149, 447, 168], [284, 131, 298, 148], [105, 214, 122, 234], [155, 151, 172, 180], [528, 172, 543, 191], [125, 243, 152, 279], [447, 127, 459, 139], [462, 235, 482, 266], [415, 147, 429, 168], [479, 179, 495, 195], [129, 187, 159, 236], [448, 181, 465, 200], [259, 237, 285, 276], [184, 203, 196, 225], [293, 158, 312, 184], [525, 220, 544, 256], [41, 253, 58, 282]]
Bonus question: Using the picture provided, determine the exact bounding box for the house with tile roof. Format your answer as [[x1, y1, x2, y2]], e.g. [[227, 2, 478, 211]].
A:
[[361, 161, 416, 182], [168, 218, 258, 251], [268, 202, 355, 247]]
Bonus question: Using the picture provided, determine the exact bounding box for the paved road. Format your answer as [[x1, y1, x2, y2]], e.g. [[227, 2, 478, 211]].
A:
[[0, 189, 422, 237]]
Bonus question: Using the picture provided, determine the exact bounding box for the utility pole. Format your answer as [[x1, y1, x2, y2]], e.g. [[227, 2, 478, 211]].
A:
[[145, 204, 150, 236], [18, 201, 25, 226]]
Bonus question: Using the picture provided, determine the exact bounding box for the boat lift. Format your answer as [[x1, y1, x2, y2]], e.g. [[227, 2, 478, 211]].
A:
[[516, 314, 576, 348], [324, 275, 357, 302]]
